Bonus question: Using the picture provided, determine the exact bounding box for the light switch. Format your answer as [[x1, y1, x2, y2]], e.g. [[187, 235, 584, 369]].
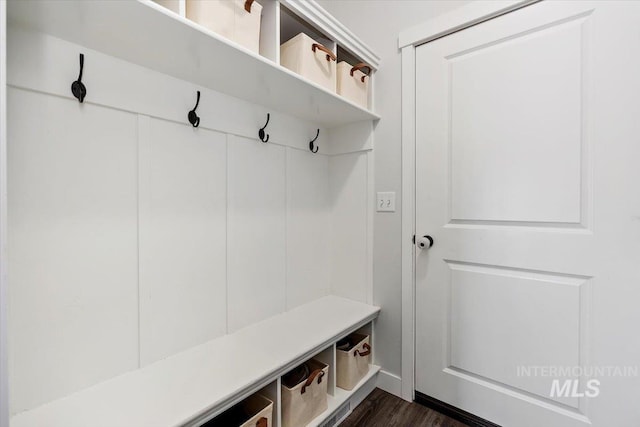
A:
[[377, 192, 396, 212]]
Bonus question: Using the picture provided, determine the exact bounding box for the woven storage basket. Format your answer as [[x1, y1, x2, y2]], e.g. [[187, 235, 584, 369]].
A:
[[336, 333, 371, 391], [280, 33, 337, 92], [281, 359, 329, 427], [337, 61, 371, 109], [186, 0, 262, 54]]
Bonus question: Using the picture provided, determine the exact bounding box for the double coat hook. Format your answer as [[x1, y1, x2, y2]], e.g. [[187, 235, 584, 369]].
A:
[[71, 53, 87, 103], [188, 91, 201, 128], [309, 129, 320, 153], [259, 113, 270, 143]]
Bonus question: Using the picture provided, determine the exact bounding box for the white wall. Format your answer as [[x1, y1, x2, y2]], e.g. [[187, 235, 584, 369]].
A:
[[6, 28, 371, 414], [316, 0, 470, 385]]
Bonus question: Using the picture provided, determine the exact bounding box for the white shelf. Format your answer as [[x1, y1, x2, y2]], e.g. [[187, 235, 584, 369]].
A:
[[10, 296, 380, 427], [7, 0, 380, 127]]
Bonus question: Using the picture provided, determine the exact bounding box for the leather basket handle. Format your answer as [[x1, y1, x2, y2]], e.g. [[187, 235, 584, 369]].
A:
[[354, 343, 371, 357], [244, 0, 254, 13], [301, 369, 325, 394], [256, 417, 268, 427], [312, 43, 337, 62], [350, 63, 372, 83]]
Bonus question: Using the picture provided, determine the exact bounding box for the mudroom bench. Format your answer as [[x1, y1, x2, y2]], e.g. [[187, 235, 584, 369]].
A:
[[11, 296, 380, 427], [2, 1, 381, 426]]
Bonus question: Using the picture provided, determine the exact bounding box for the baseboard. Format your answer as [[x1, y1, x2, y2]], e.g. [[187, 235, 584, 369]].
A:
[[414, 391, 502, 427], [375, 370, 402, 397]]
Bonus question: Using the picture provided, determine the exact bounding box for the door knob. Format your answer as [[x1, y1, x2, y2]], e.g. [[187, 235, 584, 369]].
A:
[[417, 235, 434, 250]]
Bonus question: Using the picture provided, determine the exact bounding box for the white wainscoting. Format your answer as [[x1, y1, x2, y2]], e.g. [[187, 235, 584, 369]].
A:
[[138, 117, 228, 366], [227, 136, 287, 333], [7, 88, 139, 412], [286, 148, 331, 310], [329, 152, 369, 303]]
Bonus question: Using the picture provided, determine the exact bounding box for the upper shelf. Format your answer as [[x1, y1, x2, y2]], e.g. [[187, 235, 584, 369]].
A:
[[7, 0, 380, 127], [10, 296, 380, 427]]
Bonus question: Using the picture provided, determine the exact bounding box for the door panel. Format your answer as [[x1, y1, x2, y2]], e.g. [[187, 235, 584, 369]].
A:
[[415, 2, 640, 426], [449, 262, 585, 408], [449, 19, 583, 224]]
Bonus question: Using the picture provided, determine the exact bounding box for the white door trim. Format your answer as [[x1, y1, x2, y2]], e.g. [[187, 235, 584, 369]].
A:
[[398, 0, 538, 402], [400, 44, 416, 402], [0, 1, 8, 426], [398, 0, 536, 49]]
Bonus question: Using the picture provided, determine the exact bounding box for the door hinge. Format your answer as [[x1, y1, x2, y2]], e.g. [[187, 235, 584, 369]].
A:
[[412, 235, 415, 244]]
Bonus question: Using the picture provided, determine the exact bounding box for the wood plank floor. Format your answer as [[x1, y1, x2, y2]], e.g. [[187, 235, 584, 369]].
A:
[[340, 388, 470, 427]]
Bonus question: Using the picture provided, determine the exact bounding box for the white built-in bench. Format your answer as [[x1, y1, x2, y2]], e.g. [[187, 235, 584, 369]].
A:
[[11, 296, 380, 427]]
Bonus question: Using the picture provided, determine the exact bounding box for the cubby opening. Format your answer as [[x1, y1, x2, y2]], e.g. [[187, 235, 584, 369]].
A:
[[336, 46, 362, 69], [335, 46, 373, 110], [279, 4, 335, 54], [334, 322, 374, 392], [354, 322, 373, 343], [203, 382, 277, 427]]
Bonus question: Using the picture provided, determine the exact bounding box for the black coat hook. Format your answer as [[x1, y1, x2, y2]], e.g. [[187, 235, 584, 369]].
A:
[[258, 113, 270, 143], [188, 91, 201, 128], [71, 53, 87, 103], [309, 129, 320, 153]]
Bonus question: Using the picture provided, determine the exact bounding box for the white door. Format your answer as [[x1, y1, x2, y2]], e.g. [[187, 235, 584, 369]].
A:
[[415, 1, 640, 426]]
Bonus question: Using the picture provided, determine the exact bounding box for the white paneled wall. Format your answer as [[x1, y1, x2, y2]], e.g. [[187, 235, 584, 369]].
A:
[[138, 117, 227, 365], [227, 136, 286, 332], [7, 89, 139, 413], [286, 149, 330, 310], [6, 29, 372, 414], [330, 152, 370, 302]]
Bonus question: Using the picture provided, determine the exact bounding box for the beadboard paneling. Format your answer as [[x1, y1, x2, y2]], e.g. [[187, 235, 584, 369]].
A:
[[7, 88, 139, 413], [138, 117, 227, 366], [227, 135, 286, 332], [286, 148, 330, 310]]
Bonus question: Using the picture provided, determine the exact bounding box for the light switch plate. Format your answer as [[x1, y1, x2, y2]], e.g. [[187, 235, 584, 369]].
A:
[[377, 192, 396, 212]]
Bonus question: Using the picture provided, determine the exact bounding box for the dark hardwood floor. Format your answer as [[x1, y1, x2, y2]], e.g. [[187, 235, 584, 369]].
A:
[[340, 388, 470, 427]]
